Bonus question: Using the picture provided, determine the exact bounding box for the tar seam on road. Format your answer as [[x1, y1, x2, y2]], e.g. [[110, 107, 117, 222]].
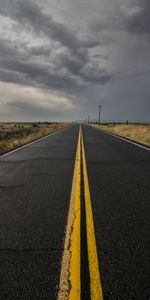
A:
[[58, 126, 104, 300], [81, 130, 103, 300], [57, 126, 81, 300]]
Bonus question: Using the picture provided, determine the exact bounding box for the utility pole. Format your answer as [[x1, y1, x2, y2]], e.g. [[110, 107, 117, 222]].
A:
[[88, 115, 90, 124], [98, 105, 102, 124]]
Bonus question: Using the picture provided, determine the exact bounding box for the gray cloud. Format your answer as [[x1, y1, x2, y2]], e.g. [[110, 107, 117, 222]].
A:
[[90, 0, 150, 41], [0, 0, 149, 122], [0, 18, 112, 92], [125, 0, 150, 37], [0, 0, 101, 50], [28, 46, 52, 56], [0, 57, 84, 92]]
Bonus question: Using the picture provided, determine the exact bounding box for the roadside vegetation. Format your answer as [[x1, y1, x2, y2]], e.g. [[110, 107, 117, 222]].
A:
[[0, 122, 71, 155], [91, 123, 150, 146]]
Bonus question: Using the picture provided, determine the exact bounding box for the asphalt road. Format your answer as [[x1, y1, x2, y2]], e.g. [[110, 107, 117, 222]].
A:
[[0, 125, 79, 300], [0, 124, 150, 300], [82, 124, 150, 300]]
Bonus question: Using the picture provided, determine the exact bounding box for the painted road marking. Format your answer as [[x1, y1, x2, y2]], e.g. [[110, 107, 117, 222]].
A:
[[0, 126, 69, 158], [81, 130, 103, 300], [58, 126, 103, 299], [57, 127, 81, 300]]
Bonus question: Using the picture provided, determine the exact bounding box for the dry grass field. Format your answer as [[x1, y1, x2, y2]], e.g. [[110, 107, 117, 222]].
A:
[[0, 122, 71, 155], [92, 124, 150, 146]]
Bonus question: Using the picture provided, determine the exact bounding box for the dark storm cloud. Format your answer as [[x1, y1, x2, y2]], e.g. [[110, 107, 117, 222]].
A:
[[28, 46, 52, 57], [0, 0, 100, 51], [0, 37, 82, 91], [0, 0, 149, 84], [0, 0, 112, 92], [0, 38, 112, 91], [0, 0, 78, 50], [57, 52, 112, 84], [0, 55, 84, 92], [90, 0, 150, 41], [16, 0, 81, 50], [0, 38, 17, 57], [0, 37, 52, 61], [90, 16, 122, 33], [0, 0, 149, 122], [125, 0, 150, 37]]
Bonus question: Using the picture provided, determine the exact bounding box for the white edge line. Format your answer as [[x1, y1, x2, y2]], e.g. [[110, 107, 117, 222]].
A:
[[90, 126, 150, 151], [0, 127, 69, 158]]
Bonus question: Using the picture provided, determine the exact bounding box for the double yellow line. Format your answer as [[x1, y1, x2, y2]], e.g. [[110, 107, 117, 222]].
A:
[[57, 126, 103, 300]]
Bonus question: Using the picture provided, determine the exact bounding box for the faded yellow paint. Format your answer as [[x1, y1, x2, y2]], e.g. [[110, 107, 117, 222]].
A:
[[58, 126, 103, 300], [81, 130, 103, 300], [57, 127, 81, 300], [69, 126, 81, 300]]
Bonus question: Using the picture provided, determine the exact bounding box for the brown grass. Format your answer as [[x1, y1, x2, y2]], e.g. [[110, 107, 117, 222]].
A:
[[91, 124, 150, 146], [0, 123, 71, 155]]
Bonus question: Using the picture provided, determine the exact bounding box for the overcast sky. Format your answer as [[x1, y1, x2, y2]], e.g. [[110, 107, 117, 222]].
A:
[[0, 0, 150, 122]]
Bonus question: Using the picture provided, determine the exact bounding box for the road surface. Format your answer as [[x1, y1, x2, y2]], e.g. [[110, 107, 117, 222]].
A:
[[0, 124, 150, 299]]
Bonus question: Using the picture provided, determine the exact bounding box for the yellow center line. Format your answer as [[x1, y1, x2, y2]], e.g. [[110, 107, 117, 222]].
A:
[[57, 125, 103, 300], [57, 126, 81, 300], [69, 126, 81, 300], [81, 129, 103, 300]]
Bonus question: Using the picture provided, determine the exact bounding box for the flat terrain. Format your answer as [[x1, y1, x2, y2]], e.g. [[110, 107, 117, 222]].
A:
[[92, 123, 150, 146], [0, 124, 150, 299], [0, 122, 70, 155]]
